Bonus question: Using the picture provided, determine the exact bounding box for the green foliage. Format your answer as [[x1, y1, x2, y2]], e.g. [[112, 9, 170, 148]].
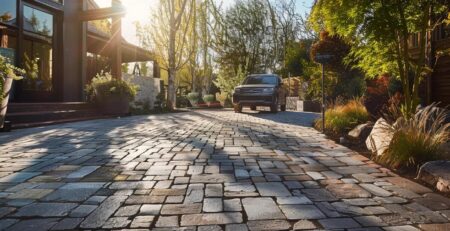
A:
[[310, 31, 350, 72], [376, 105, 450, 170], [85, 72, 138, 102], [280, 40, 313, 77], [308, 31, 366, 101], [212, 0, 274, 74], [310, 0, 450, 117], [203, 94, 215, 103], [0, 55, 24, 102], [216, 92, 233, 108], [121, 63, 129, 74], [213, 65, 247, 97], [315, 99, 370, 134], [176, 95, 190, 108], [186, 92, 200, 106]]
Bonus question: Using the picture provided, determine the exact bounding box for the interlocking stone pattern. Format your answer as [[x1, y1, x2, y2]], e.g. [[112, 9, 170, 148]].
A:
[[0, 109, 449, 230]]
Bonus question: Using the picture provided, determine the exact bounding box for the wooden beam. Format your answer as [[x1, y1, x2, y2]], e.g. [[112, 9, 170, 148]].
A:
[[110, 0, 122, 80], [78, 6, 126, 21]]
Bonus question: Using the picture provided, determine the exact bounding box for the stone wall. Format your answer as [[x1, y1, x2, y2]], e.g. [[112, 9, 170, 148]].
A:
[[123, 73, 160, 110], [286, 97, 299, 111]]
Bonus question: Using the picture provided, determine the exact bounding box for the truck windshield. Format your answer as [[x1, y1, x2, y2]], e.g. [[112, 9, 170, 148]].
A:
[[243, 76, 278, 85]]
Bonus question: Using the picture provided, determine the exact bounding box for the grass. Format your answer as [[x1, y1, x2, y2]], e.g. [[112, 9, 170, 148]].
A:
[[376, 104, 449, 170], [315, 99, 370, 134]]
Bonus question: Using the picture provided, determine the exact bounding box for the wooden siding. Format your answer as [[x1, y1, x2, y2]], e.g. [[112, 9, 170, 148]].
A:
[[431, 38, 450, 107]]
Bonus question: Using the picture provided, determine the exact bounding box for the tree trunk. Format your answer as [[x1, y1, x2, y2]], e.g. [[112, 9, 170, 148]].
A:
[[167, 67, 176, 110], [167, 4, 177, 111]]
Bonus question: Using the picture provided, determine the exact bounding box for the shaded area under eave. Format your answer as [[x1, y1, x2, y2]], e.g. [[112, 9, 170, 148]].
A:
[[87, 32, 154, 63]]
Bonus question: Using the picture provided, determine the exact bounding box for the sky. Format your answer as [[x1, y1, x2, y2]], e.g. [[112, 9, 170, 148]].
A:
[[95, 0, 314, 46]]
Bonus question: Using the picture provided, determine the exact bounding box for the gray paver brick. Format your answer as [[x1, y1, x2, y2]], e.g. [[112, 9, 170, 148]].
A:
[[13, 202, 78, 217], [279, 204, 326, 220], [181, 212, 243, 226], [0, 110, 441, 230], [319, 218, 362, 229], [242, 197, 285, 220], [79, 196, 127, 229]]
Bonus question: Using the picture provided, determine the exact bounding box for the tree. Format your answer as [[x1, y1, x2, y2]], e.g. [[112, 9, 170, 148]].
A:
[[279, 40, 313, 77], [149, 0, 195, 110], [310, 0, 449, 116], [310, 31, 365, 100], [214, 64, 247, 98], [210, 0, 275, 74]]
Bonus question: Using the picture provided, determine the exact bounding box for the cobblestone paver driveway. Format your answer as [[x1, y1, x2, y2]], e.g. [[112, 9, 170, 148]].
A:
[[0, 109, 449, 231]]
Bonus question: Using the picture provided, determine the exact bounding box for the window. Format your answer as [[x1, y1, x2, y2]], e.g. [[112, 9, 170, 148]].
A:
[[0, 0, 17, 26], [23, 6, 53, 37], [244, 75, 278, 85], [50, 0, 63, 4], [22, 39, 53, 92]]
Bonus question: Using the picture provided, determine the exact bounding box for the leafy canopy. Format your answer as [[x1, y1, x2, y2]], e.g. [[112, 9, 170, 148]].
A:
[[310, 0, 449, 116]]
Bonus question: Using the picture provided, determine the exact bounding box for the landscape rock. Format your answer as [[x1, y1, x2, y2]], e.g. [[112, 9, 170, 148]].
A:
[[417, 161, 450, 193], [366, 118, 393, 156], [349, 122, 374, 141]]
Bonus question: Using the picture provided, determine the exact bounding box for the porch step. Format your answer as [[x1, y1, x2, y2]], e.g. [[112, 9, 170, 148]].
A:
[[5, 102, 109, 129], [7, 102, 95, 113]]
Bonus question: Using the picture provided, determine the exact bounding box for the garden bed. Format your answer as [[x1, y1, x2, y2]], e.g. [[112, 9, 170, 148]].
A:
[[320, 129, 450, 197]]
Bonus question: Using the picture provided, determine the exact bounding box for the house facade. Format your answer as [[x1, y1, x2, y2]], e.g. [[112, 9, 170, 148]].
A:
[[427, 21, 450, 107], [0, 0, 158, 104]]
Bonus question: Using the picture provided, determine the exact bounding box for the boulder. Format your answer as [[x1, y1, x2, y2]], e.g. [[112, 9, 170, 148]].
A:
[[417, 161, 450, 193], [349, 122, 374, 141], [365, 118, 393, 156]]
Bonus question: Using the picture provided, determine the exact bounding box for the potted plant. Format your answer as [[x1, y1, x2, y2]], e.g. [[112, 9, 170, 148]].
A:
[[203, 94, 215, 107], [187, 92, 200, 107], [85, 72, 138, 115], [1, 55, 24, 130]]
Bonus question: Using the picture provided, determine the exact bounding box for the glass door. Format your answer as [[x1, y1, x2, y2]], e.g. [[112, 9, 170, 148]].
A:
[[15, 4, 56, 102]]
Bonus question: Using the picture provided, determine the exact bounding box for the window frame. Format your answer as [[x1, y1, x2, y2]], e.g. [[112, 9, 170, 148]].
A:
[[0, 0, 19, 28]]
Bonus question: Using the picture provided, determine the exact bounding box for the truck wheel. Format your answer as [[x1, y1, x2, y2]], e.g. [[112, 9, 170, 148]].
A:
[[270, 104, 278, 113], [234, 104, 243, 113], [250, 106, 257, 111], [281, 105, 286, 112]]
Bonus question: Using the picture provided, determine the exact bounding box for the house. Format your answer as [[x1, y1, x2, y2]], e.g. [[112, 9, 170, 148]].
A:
[[425, 21, 450, 107], [0, 0, 160, 127]]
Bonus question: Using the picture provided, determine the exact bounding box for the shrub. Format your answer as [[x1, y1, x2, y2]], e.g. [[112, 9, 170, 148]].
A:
[[176, 95, 189, 108], [363, 75, 390, 118], [315, 99, 370, 134], [216, 92, 233, 108], [363, 75, 404, 118], [186, 92, 200, 107], [203, 94, 215, 105], [0, 55, 24, 102], [85, 72, 137, 102], [376, 104, 450, 170]]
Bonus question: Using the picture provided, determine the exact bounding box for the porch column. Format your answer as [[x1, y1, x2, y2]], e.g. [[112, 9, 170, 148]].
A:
[[153, 61, 161, 78], [63, 0, 85, 101], [111, 0, 122, 80], [0, 26, 7, 48]]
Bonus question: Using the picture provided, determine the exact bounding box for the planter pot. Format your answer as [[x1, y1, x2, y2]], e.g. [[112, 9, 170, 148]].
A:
[[1, 77, 13, 129], [97, 95, 130, 115], [297, 100, 321, 112], [188, 100, 199, 107]]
